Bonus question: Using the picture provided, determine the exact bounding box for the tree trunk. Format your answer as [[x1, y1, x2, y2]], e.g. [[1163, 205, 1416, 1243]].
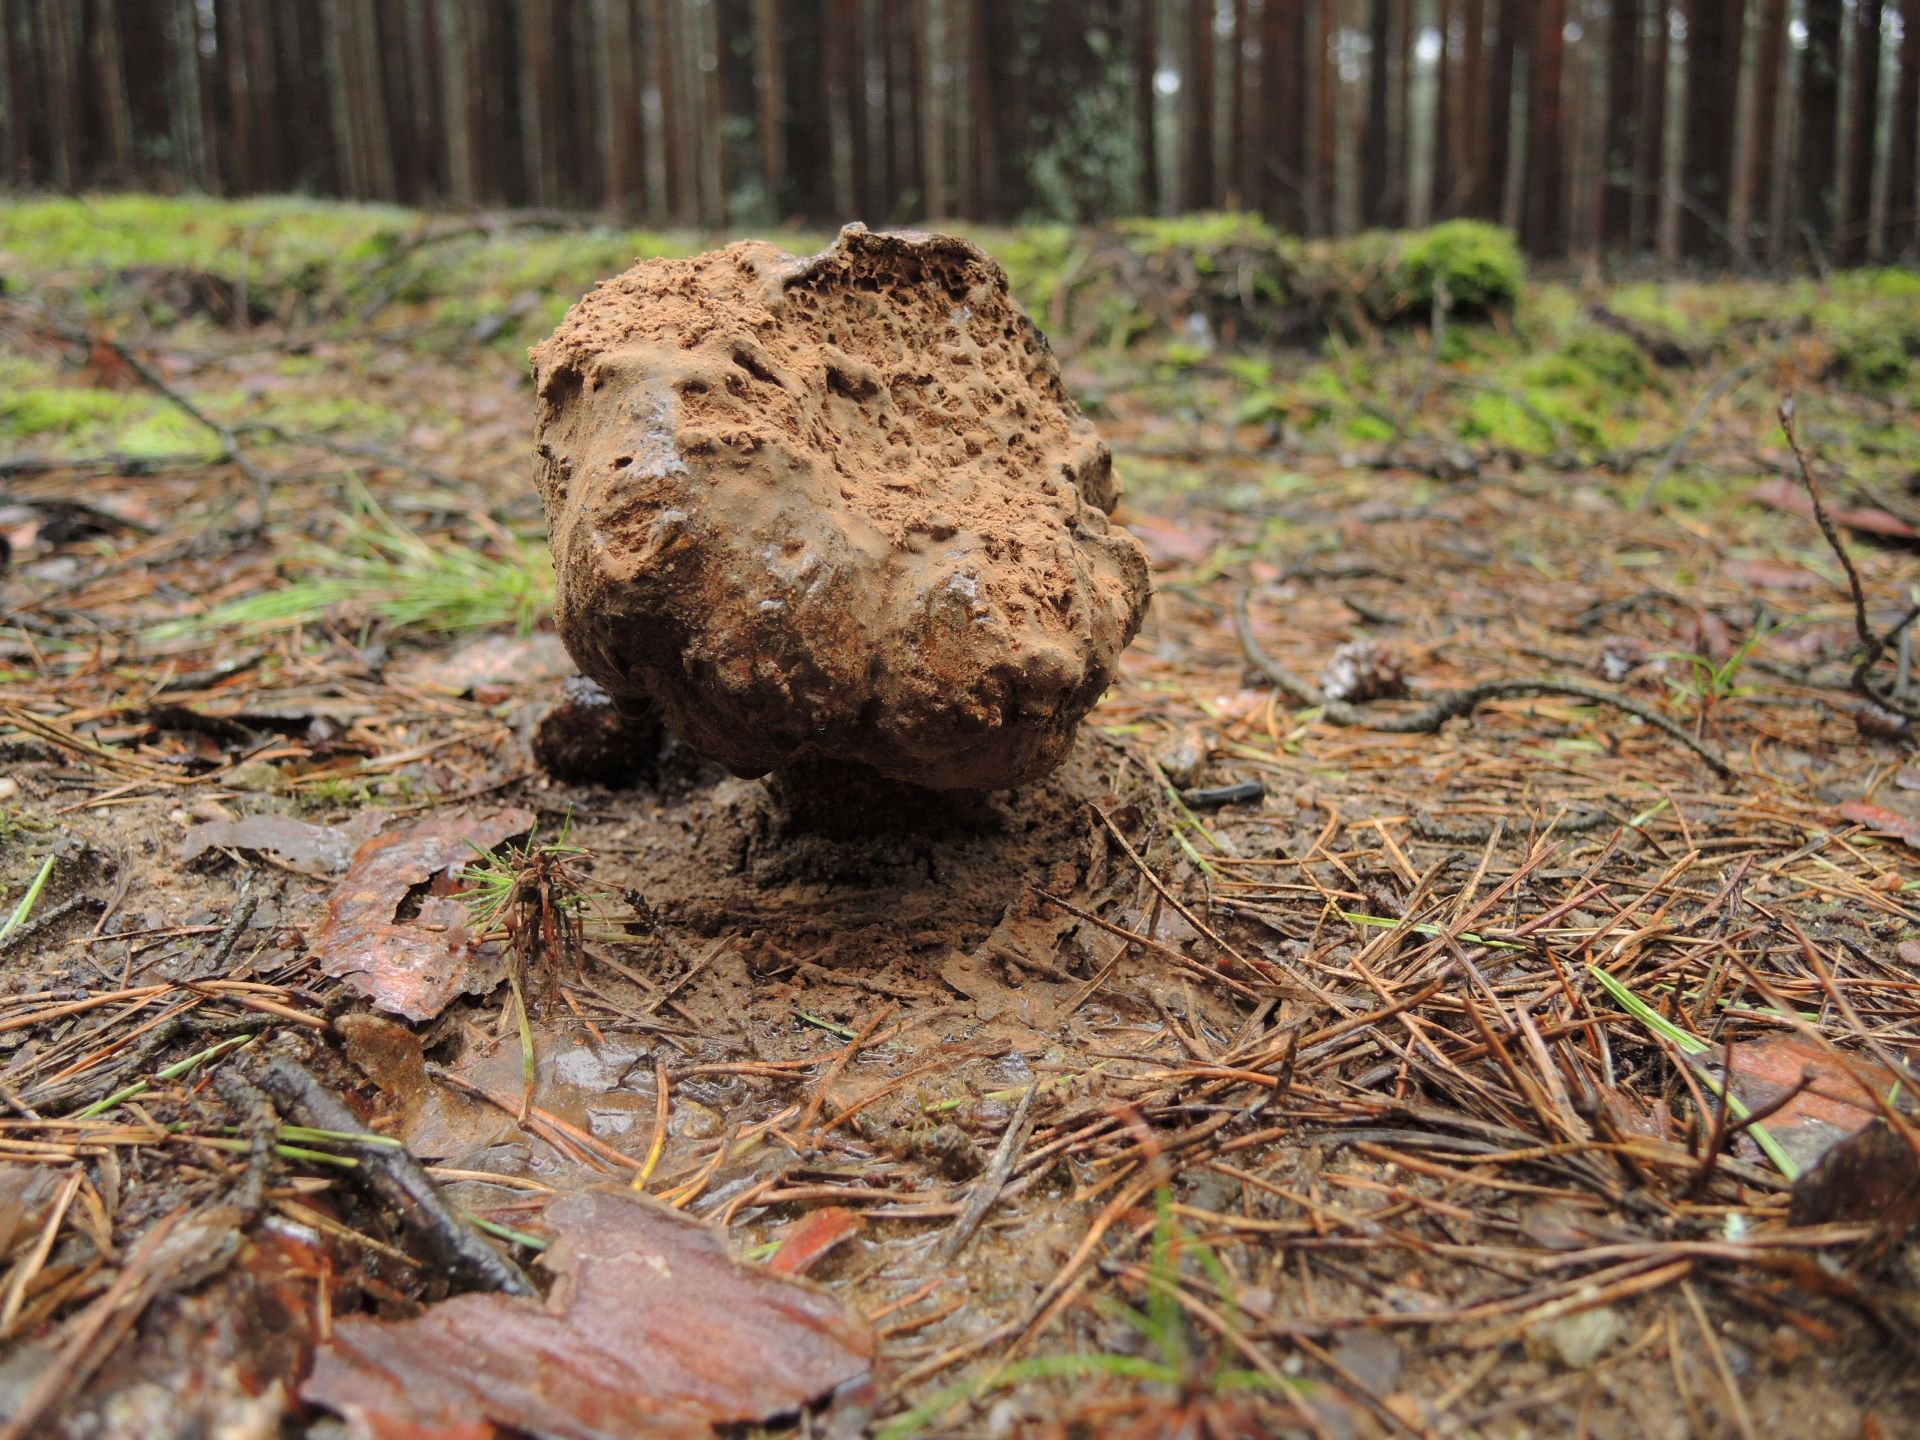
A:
[[1744, 0, 1788, 262], [1137, 0, 1159, 213], [1680, 0, 1740, 257], [91, 0, 135, 185], [967, 0, 996, 218], [914, 0, 944, 216], [1799, 0, 1843, 263], [1184, 0, 1215, 209], [1841, 0, 1884, 264], [1455, 0, 1487, 220], [1889, 0, 1920, 257], [1363, 0, 1391, 223], [753, 0, 782, 211], [1632, 0, 1668, 254], [1601, 0, 1638, 247], [1524, 0, 1567, 254], [1482, 0, 1520, 225], [880, 0, 904, 215], [1229, 0, 1248, 208], [1432, 0, 1454, 217]]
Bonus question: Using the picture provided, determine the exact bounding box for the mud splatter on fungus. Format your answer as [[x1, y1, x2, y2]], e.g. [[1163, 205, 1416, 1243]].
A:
[[530, 224, 1150, 792]]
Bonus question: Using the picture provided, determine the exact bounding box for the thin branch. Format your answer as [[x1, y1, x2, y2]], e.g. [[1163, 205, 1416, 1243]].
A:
[[1780, 395, 1920, 720], [1235, 588, 1734, 777]]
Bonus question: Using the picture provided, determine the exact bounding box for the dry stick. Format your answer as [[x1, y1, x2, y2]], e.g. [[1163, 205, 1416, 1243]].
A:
[[1634, 336, 1787, 512], [1234, 588, 1733, 778], [98, 337, 276, 524], [252, 1055, 534, 1297], [1780, 394, 1920, 720], [938, 1080, 1039, 1260]]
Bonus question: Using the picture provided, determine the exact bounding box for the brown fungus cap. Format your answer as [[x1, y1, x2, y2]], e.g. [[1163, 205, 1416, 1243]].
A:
[[529, 224, 1150, 791]]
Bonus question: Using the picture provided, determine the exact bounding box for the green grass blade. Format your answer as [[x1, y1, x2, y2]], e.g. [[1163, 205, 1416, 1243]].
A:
[[1588, 965, 1799, 1180]]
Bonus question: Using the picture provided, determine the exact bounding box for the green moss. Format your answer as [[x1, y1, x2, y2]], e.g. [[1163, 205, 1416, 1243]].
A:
[[0, 388, 146, 438], [1114, 212, 1290, 259], [990, 224, 1080, 311], [1559, 328, 1658, 394], [1396, 220, 1524, 313]]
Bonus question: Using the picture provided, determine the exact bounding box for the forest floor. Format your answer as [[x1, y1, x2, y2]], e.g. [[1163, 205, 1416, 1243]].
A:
[[2, 197, 1920, 1439]]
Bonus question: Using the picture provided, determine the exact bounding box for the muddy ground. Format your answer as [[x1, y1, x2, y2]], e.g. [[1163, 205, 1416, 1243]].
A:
[[1, 200, 1919, 1438]]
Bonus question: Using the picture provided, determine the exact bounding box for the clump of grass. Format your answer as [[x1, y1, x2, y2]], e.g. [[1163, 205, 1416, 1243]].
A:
[[459, 818, 599, 1121], [156, 485, 552, 642], [1663, 623, 1771, 719]]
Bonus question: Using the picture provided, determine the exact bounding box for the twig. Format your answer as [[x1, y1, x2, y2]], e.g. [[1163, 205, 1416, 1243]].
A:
[[250, 1054, 535, 1297], [1235, 588, 1733, 777], [98, 337, 276, 526], [1781, 395, 1920, 720], [939, 1080, 1039, 1260], [1635, 335, 1788, 512]]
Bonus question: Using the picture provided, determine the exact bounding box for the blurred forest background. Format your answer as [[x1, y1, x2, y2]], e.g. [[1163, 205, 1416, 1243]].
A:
[[2, 0, 1917, 267]]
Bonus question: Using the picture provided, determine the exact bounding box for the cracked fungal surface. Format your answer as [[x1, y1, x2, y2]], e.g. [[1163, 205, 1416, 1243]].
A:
[[530, 225, 1150, 791]]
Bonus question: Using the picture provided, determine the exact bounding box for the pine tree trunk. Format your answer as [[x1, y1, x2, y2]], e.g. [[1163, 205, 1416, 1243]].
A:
[[753, 0, 783, 210], [1432, 0, 1454, 217], [914, 0, 943, 217], [1680, 0, 1739, 257], [1633, 0, 1668, 254], [1363, 0, 1391, 223], [1484, 0, 1520, 226], [1185, 0, 1215, 209], [1457, 0, 1487, 220], [1889, 0, 1919, 258], [1601, 0, 1638, 247], [1744, 0, 1788, 262], [1524, 0, 1567, 253], [1137, 0, 1159, 213], [780, 1, 830, 220], [92, 0, 135, 185], [1799, 0, 1843, 263], [1229, 0, 1248, 208], [1841, 0, 1883, 263]]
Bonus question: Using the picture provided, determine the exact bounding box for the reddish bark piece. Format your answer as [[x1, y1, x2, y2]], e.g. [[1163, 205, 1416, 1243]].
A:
[[766, 1206, 864, 1277], [1838, 800, 1920, 850], [313, 808, 535, 1022], [303, 1187, 875, 1440], [1718, 1034, 1905, 1137], [1749, 479, 1920, 541]]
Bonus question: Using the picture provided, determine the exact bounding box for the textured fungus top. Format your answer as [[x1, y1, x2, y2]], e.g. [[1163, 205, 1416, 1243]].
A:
[[530, 224, 1150, 791]]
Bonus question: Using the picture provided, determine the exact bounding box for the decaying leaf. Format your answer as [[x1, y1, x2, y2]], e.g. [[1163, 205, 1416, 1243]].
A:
[[390, 632, 575, 697], [313, 808, 534, 1021], [1789, 1120, 1920, 1229], [180, 813, 383, 876], [303, 1187, 875, 1440]]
